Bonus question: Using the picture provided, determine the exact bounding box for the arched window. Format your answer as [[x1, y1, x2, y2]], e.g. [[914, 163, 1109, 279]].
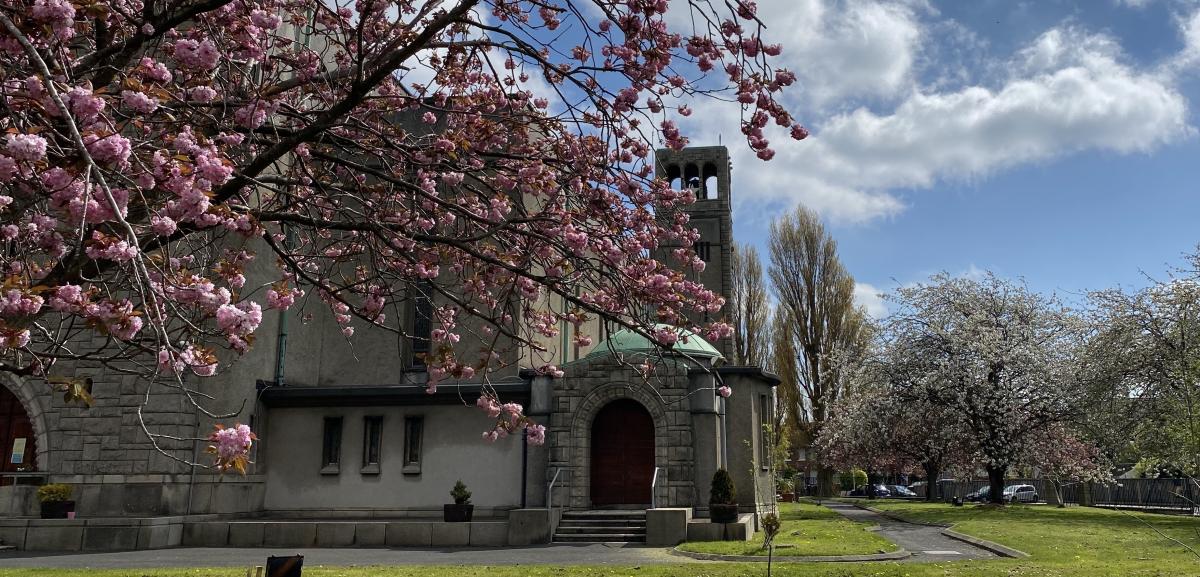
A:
[[703, 162, 720, 199], [666, 164, 682, 190], [684, 163, 702, 199]]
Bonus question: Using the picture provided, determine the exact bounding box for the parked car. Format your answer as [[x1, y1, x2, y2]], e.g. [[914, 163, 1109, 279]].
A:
[[848, 484, 892, 498], [887, 484, 917, 498], [965, 486, 992, 502], [1004, 484, 1039, 503]]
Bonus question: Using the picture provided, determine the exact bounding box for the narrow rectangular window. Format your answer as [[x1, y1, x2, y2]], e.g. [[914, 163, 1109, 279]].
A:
[[411, 283, 433, 367], [321, 417, 342, 474], [759, 394, 771, 471], [362, 415, 383, 474], [696, 241, 711, 262], [403, 416, 423, 475]]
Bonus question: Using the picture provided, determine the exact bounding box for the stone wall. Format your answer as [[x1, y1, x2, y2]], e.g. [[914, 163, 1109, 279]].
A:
[[548, 354, 698, 510]]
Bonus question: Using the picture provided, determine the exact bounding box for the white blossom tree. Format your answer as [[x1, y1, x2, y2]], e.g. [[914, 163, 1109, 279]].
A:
[[885, 272, 1083, 503]]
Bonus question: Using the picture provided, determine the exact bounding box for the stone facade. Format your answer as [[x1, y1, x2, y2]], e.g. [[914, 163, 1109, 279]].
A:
[[547, 354, 696, 510], [0, 144, 780, 552], [653, 146, 736, 360]]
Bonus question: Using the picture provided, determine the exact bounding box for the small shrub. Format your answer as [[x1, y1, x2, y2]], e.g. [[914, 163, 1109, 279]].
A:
[[710, 468, 737, 505], [450, 479, 472, 504], [37, 483, 72, 503], [761, 512, 781, 546]]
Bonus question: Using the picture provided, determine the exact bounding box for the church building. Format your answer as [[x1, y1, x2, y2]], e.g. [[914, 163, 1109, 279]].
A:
[[0, 146, 779, 551]]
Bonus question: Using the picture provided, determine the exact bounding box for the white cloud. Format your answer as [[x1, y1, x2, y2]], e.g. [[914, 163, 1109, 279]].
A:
[[853, 282, 889, 318], [756, 0, 925, 108], [1166, 8, 1200, 73], [691, 25, 1191, 224]]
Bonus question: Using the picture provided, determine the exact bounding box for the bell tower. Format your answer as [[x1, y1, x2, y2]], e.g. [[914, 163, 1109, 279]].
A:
[[653, 146, 735, 360]]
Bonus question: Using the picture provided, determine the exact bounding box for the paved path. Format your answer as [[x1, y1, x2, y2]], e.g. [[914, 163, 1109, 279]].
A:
[[0, 544, 702, 569], [822, 501, 996, 562]]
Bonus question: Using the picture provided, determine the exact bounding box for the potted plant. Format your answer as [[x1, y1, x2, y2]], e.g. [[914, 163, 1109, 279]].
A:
[[778, 478, 795, 503], [709, 468, 739, 523], [444, 479, 474, 522], [37, 483, 74, 519]]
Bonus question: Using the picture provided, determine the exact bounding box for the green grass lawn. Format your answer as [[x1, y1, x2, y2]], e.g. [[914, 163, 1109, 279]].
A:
[[863, 499, 1200, 575], [674, 500, 898, 557], [2, 503, 1199, 577]]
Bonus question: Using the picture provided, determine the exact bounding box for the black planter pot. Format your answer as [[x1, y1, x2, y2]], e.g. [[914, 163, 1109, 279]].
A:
[[444, 503, 474, 522], [709, 503, 739, 523], [40, 500, 75, 519]]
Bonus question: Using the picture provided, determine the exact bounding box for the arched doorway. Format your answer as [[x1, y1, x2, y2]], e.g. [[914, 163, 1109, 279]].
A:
[[590, 399, 654, 506], [0, 385, 36, 485]]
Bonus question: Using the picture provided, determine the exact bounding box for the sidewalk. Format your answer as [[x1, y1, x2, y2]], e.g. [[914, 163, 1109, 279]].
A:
[[822, 501, 996, 561], [0, 544, 701, 569]]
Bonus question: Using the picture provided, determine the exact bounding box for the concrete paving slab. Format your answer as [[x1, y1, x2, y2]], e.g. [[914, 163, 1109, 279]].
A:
[[0, 544, 698, 568]]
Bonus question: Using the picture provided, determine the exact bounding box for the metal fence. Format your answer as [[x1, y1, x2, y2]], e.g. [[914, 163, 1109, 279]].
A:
[[936, 477, 1200, 513]]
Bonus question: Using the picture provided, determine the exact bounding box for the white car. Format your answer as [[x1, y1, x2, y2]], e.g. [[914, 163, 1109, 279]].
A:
[[1003, 484, 1039, 503]]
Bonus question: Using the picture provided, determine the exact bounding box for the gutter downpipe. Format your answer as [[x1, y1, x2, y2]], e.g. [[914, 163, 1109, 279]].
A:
[[521, 427, 528, 508], [719, 389, 728, 468], [274, 223, 297, 386], [186, 385, 199, 515]]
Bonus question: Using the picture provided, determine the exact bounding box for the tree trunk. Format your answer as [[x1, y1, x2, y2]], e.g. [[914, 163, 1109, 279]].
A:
[[986, 465, 1006, 504], [866, 471, 877, 500], [817, 467, 836, 497], [922, 462, 941, 502]]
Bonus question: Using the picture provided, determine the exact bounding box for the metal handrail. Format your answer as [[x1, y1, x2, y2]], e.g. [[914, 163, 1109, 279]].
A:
[[547, 467, 561, 510], [651, 467, 661, 509], [546, 467, 564, 544]]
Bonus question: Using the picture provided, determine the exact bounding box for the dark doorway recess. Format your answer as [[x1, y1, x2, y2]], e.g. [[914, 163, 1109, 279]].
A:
[[590, 399, 654, 506]]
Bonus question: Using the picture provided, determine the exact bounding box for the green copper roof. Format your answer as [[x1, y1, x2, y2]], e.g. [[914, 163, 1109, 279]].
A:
[[584, 324, 724, 362]]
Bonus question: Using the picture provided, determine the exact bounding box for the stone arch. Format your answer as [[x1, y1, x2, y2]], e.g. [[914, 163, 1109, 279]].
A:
[[568, 384, 669, 509], [702, 162, 720, 198], [683, 163, 702, 198], [0, 373, 51, 473], [665, 164, 682, 190]]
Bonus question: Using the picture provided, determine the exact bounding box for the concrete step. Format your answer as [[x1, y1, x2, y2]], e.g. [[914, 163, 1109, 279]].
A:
[[561, 510, 647, 517], [555, 525, 646, 534], [557, 519, 646, 527], [561, 511, 648, 520], [553, 533, 646, 543]]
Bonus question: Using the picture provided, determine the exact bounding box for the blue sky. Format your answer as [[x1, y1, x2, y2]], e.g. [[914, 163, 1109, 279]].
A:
[[673, 0, 1200, 316]]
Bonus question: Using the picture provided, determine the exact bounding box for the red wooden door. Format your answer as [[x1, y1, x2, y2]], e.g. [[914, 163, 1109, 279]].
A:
[[590, 399, 654, 506], [0, 387, 35, 485]]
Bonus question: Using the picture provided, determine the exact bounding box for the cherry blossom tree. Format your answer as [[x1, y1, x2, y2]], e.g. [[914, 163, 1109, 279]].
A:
[[815, 386, 906, 499], [1086, 255, 1200, 477], [0, 0, 806, 471], [1026, 424, 1111, 507], [885, 272, 1083, 504]]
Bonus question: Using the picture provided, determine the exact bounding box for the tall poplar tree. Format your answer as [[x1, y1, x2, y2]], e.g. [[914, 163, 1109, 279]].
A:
[[768, 206, 865, 496], [730, 243, 771, 367]]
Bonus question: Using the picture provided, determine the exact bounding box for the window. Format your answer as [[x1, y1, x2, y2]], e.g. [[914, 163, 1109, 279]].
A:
[[410, 283, 433, 368], [696, 242, 712, 262], [321, 417, 343, 474], [362, 416, 383, 474], [759, 394, 771, 471], [403, 416, 424, 475]]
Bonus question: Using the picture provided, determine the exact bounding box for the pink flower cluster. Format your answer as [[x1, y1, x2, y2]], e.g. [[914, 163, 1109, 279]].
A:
[[207, 423, 256, 472], [477, 394, 546, 445], [6, 134, 47, 162]]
